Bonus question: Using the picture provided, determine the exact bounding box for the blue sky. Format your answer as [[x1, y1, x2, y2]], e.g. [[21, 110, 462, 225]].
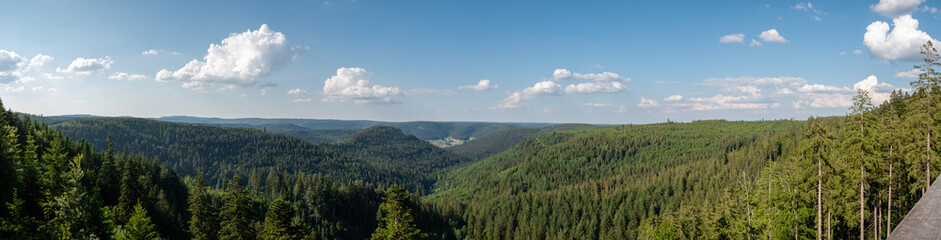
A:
[[0, 0, 938, 124]]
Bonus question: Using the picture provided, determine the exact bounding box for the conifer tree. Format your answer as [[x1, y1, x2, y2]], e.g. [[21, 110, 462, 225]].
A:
[[189, 173, 219, 240], [117, 160, 142, 223], [842, 90, 879, 239], [219, 176, 254, 240], [371, 184, 424, 240], [261, 199, 296, 240], [118, 202, 163, 240]]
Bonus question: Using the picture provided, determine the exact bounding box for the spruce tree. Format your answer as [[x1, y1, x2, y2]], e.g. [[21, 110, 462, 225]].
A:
[[117, 160, 142, 223], [371, 184, 424, 240], [189, 173, 219, 240], [219, 176, 254, 240], [261, 199, 296, 240], [119, 202, 163, 240]]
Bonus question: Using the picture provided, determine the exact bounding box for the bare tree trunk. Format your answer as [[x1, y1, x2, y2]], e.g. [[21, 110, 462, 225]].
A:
[[827, 210, 833, 240], [818, 156, 822, 240], [889, 162, 893, 236], [861, 165, 865, 240]]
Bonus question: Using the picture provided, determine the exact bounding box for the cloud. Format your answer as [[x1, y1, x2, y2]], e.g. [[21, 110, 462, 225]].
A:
[[618, 105, 629, 113], [702, 76, 807, 89], [552, 69, 572, 81], [459, 79, 499, 91], [143, 49, 181, 56], [793, 2, 825, 21], [287, 88, 307, 95], [29, 54, 53, 67], [156, 24, 307, 90], [565, 81, 627, 94], [0, 50, 25, 84], [895, 68, 924, 78], [854, 75, 897, 103], [798, 84, 851, 93], [16, 76, 34, 83], [4, 86, 24, 93], [406, 89, 457, 95], [638, 97, 659, 108], [759, 29, 788, 43], [794, 75, 901, 109], [665, 95, 684, 101], [584, 103, 611, 107], [56, 56, 112, 74], [872, 0, 925, 18], [720, 33, 745, 43], [322, 67, 401, 103], [572, 72, 628, 82], [853, 49, 863, 55], [864, 15, 936, 61], [497, 69, 629, 108], [496, 81, 562, 109], [108, 72, 146, 81], [293, 98, 313, 103], [749, 39, 763, 47], [922, 6, 940, 14], [42, 73, 64, 80]]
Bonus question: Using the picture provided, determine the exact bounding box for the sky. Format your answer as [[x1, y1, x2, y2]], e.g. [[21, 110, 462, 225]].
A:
[[0, 0, 939, 124]]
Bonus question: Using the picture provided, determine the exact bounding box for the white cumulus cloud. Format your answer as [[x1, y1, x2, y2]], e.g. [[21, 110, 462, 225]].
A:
[[4, 86, 24, 93], [872, 0, 926, 18], [57, 56, 112, 74], [108, 72, 146, 81], [759, 29, 788, 43], [294, 98, 313, 103], [29, 54, 53, 67], [322, 67, 401, 103], [287, 88, 307, 95], [638, 97, 659, 108], [895, 68, 924, 78], [584, 103, 611, 107], [459, 79, 499, 91], [0, 50, 26, 84], [156, 24, 306, 90], [864, 15, 936, 61], [720, 33, 745, 43], [142, 49, 159, 55], [496, 69, 629, 109], [552, 69, 572, 81], [665, 95, 684, 101], [749, 39, 763, 47]]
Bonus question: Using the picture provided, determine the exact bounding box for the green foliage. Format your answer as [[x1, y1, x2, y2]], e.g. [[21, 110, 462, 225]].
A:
[[189, 173, 219, 240], [118, 203, 163, 240], [219, 177, 255, 240], [447, 123, 598, 161], [260, 199, 297, 240], [372, 185, 424, 240], [329, 126, 472, 193]]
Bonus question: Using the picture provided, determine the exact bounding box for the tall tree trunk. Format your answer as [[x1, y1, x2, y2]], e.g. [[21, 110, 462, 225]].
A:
[[928, 127, 932, 190], [818, 157, 822, 240], [889, 162, 893, 236], [861, 165, 865, 240], [827, 210, 833, 240]]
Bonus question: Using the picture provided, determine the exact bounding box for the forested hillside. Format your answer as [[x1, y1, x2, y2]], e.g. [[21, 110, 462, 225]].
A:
[[431, 120, 804, 239], [447, 123, 599, 161], [156, 116, 547, 146], [0, 100, 463, 239], [328, 126, 472, 194], [49, 118, 449, 194]]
